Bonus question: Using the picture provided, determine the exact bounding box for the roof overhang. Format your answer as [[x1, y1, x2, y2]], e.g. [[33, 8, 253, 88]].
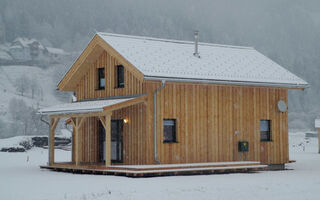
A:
[[144, 76, 309, 89], [38, 95, 147, 118]]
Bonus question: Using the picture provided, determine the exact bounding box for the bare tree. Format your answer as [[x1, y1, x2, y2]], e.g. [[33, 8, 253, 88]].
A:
[[0, 118, 7, 138], [8, 98, 47, 136], [8, 98, 29, 135], [15, 75, 30, 96], [30, 78, 39, 99]]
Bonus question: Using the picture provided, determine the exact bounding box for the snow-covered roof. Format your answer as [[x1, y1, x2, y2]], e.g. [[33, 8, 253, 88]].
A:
[[11, 37, 45, 50], [0, 50, 12, 60], [97, 32, 308, 88], [39, 97, 137, 115], [315, 119, 320, 128]]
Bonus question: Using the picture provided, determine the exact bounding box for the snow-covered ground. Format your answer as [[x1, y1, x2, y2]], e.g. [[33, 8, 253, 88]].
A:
[[0, 132, 319, 200]]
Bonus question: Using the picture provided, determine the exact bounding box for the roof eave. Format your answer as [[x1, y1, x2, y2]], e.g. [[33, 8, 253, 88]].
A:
[[38, 108, 104, 116], [144, 76, 309, 89]]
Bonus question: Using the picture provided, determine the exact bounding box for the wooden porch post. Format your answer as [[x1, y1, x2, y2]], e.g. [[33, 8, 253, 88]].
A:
[[99, 111, 112, 167], [105, 112, 112, 166], [49, 117, 59, 165], [71, 117, 85, 166]]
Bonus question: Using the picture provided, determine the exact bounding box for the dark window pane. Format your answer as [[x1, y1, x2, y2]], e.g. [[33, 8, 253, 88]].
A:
[[260, 120, 271, 141], [163, 119, 176, 143], [117, 65, 124, 88], [98, 68, 105, 89]]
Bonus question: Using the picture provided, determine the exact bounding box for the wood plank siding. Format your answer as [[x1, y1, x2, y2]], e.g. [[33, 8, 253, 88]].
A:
[[144, 81, 289, 165], [73, 50, 289, 166], [76, 50, 143, 101]]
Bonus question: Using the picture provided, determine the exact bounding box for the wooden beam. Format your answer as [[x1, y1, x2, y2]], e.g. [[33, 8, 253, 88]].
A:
[[74, 118, 80, 165], [99, 116, 107, 130], [70, 117, 76, 127], [105, 112, 112, 166], [49, 118, 60, 165], [103, 95, 147, 112], [73, 116, 86, 166], [51, 111, 109, 119], [78, 117, 85, 129]]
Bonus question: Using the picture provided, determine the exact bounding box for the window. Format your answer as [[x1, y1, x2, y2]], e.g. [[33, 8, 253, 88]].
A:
[[260, 120, 271, 141], [163, 119, 176, 143], [97, 68, 105, 90], [116, 65, 124, 88]]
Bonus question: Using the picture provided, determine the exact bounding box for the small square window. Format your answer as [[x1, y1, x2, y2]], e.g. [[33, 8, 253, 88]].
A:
[[260, 120, 271, 141], [163, 119, 177, 143], [98, 68, 105, 90]]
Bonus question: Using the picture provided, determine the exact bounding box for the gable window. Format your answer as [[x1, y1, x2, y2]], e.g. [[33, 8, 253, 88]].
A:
[[116, 65, 124, 88], [260, 120, 271, 141], [163, 119, 177, 143], [97, 68, 105, 90]]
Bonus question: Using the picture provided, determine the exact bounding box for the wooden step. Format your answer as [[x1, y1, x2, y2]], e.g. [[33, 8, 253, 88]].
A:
[[107, 165, 267, 174], [109, 161, 262, 171]]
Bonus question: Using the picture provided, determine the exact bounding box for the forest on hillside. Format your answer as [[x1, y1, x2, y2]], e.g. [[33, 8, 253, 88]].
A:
[[0, 0, 319, 130]]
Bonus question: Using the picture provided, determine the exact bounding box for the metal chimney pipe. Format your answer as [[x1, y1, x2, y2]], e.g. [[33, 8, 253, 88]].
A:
[[193, 31, 200, 58]]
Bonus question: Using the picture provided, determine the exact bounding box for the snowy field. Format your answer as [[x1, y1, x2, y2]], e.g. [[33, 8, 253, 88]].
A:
[[0, 132, 319, 200]]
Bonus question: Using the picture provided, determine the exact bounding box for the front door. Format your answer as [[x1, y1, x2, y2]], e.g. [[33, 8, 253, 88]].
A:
[[98, 120, 123, 163], [111, 120, 123, 163]]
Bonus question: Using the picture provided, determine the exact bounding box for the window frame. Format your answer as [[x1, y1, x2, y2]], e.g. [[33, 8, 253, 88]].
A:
[[116, 65, 125, 88], [163, 119, 177, 143], [97, 67, 105, 90], [260, 120, 272, 142]]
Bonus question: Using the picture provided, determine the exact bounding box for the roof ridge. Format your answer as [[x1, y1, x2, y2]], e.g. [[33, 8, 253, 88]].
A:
[[97, 32, 254, 50]]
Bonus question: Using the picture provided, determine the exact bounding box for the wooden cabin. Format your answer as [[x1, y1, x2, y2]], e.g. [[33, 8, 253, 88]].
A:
[[39, 32, 308, 177], [315, 119, 320, 153]]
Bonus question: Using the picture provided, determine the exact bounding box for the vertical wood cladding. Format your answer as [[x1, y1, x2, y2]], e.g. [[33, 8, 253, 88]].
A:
[[76, 82, 288, 165], [144, 81, 289, 165], [75, 50, 142, 101], [78, 117, 99, 163]]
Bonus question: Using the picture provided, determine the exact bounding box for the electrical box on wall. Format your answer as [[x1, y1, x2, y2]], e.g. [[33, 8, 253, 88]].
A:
[[238, 141, 249, 152]]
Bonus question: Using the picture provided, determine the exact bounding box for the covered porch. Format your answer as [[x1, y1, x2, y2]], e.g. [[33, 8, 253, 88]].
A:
[[39, 94, 268, 177], [40, 161, 267, 177], [39, 95, 148, 168]]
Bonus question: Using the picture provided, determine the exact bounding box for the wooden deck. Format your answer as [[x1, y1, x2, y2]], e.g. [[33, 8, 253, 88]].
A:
[[40, 161, 267, 177]]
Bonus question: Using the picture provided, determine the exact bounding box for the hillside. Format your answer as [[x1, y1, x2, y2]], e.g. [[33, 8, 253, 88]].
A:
[[0, 64, 70, 138]]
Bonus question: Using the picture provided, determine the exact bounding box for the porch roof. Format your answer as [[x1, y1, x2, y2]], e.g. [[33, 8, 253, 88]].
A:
[[38, 95, 146, 116]]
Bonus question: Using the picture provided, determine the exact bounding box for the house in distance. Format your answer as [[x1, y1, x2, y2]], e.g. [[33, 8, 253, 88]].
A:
[[39, 32, 308, 177]]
